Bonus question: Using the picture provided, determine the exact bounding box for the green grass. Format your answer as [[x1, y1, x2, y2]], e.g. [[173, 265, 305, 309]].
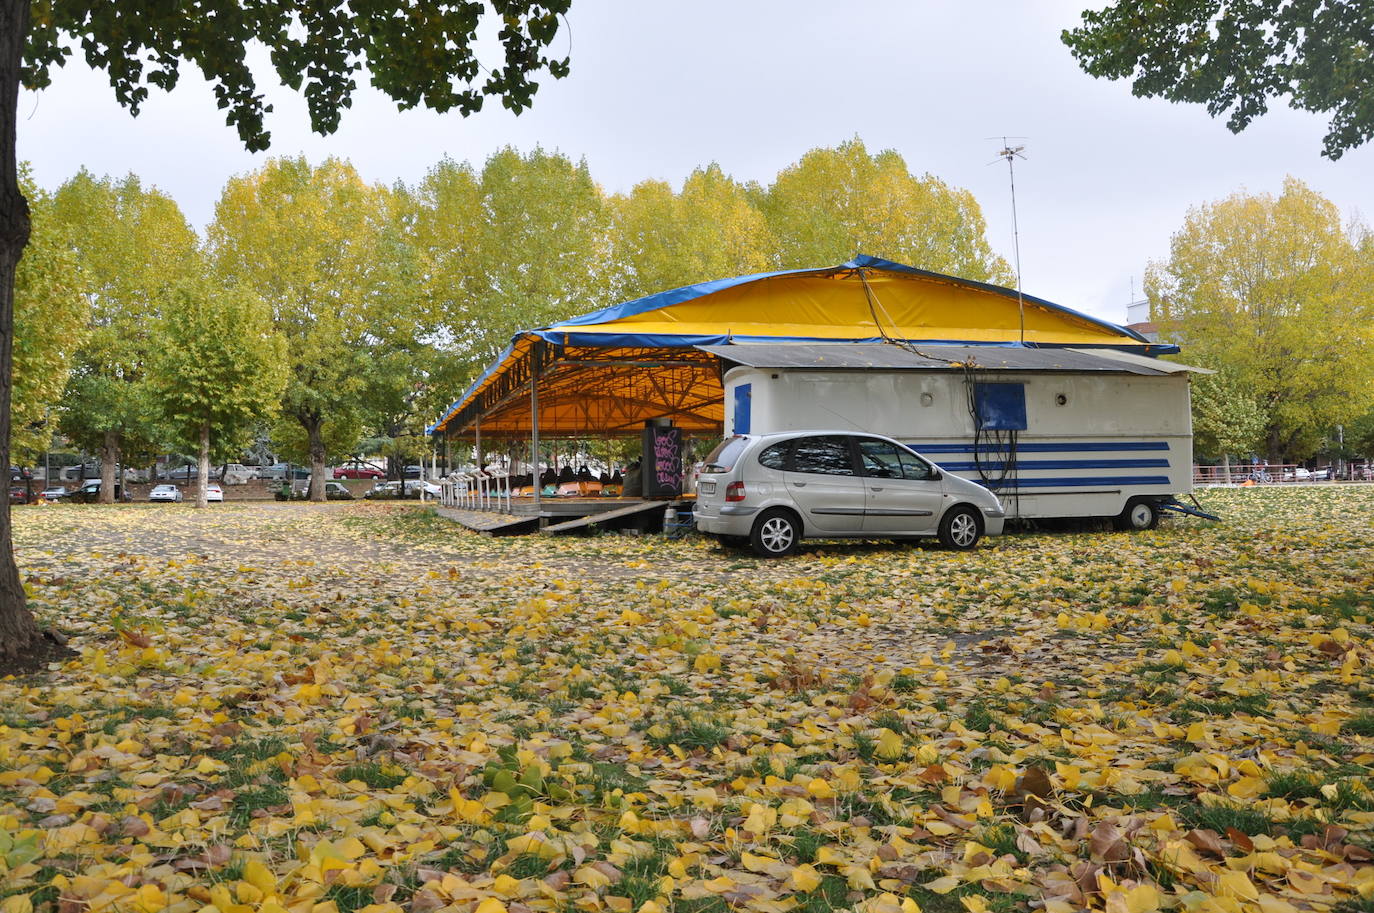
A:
[[1177, 801, 1274, 836], [1346, 712, 1374, 737], [649, 715, 732, 750], [1263, 769, 1324, 800], [338, 762, 408, 790], [963, 701, 997, 733]]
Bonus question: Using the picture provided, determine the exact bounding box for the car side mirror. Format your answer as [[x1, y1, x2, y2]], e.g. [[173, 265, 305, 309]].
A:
[[929, 470, 942, 481]]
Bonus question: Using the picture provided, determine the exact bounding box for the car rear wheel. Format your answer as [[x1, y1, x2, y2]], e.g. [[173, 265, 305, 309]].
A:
[[1114, 498, 1159, 531], [750, 509, 801, 558], [937, 505, 982, 550]]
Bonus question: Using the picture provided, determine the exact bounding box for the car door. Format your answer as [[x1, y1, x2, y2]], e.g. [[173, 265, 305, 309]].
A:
[[782, 435, 866, 532], [856, 437, 944, 535]]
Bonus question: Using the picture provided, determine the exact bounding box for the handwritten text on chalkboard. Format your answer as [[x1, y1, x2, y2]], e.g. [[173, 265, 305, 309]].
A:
[[654, 431, 680, 488]]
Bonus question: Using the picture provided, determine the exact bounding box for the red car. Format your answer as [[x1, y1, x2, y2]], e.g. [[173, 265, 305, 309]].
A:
[[9, 485, 28, 505], [332, 463, 384, 480]]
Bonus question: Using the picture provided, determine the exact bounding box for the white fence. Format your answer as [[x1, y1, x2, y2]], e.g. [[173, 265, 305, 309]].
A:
[[440, 472, 511, 512]]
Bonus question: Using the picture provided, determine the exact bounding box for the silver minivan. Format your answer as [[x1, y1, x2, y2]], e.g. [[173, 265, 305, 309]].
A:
[[693, 431, 1005, 557]]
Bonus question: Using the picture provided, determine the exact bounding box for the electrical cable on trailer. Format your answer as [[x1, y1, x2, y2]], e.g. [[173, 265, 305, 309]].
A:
[[857, 267, 1021, 516]]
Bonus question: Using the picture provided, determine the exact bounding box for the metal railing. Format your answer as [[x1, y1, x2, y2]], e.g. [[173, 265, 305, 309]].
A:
[[1193, 464, 1370, 484], [441, 472, 511, 512]]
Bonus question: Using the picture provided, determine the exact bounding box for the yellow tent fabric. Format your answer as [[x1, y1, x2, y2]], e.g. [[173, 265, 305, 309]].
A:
[[431, 256, 1161, 438]]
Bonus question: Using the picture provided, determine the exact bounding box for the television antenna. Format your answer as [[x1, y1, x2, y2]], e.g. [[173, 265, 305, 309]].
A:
[[988, 137, 1028, 344]]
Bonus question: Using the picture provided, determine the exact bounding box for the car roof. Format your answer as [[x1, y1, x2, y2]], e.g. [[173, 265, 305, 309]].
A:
[[737, 430, 901, 442]]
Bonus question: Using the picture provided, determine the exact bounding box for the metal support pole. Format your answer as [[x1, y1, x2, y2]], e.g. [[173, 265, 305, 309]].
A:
[[531, 341, 542, 513], [475, 419, 483, 473]]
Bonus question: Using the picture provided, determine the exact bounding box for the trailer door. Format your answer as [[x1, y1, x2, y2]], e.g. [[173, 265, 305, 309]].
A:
[[782, 435, 865, 533], [855, 437, 943, 534]]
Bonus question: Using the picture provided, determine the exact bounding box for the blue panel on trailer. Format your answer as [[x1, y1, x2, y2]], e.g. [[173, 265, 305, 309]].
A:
[[974, 383, 1027, 430], [734, 383, 752, 434]]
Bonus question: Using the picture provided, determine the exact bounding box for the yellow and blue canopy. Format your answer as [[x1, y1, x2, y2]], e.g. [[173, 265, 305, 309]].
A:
[[430, 255, 1170, 437]]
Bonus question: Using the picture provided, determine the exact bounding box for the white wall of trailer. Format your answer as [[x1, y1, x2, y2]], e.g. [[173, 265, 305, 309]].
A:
[[722, 367, 1194, 520]]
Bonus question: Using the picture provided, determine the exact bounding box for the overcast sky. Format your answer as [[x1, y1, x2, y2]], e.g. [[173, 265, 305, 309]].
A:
[[18, 0, 1373, 325]]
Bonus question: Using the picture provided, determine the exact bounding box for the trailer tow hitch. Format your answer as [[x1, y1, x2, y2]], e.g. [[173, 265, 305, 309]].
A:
[[1159, 496, 1221, 522]]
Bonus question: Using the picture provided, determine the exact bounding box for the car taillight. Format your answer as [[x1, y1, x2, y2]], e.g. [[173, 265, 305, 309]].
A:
[[725, 481, 746, 502]]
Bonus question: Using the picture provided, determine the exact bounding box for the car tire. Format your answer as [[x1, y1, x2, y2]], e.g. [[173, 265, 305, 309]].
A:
[[1114, 498, 1159, 531], [937, 505, 982, 550], [750, 508, 801, 558]]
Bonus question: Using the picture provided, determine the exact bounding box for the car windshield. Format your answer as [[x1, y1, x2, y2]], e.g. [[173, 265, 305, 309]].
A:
[[702, 437, 750, 473]]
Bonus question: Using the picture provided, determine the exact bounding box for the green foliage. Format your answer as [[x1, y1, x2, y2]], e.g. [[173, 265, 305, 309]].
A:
[[22, 1, 571, 153], [1188, 370, 1267, 461], [759, 138, 1014, 283], [416, 148, 610, 375], [49, 170, 201, 473], [1148, 178, 1374, 461], [1063, 0, 1374, 159], [609, 164, 775, 301], [209, 157, 395, 494], [12, 167, 87, 460], [147, 280, 287, 491]]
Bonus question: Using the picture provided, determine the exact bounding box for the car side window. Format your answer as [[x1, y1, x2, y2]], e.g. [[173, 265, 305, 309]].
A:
[[758, 441, 790, 470], [893, 446, 934, 481], [790, 436, 856, 476], [858, 439, 933, 481]]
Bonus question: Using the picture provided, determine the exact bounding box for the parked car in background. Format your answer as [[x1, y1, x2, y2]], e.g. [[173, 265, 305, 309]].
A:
[[365, 479, 438, 500], [220, 464, 258, 485], [149, 484, 183, 503], [694, 431, 1006, 557], [65, 479, 132, 503], [205, 482, 224, 502], [9, 485, 27, 504], [276, 480, 354, 500], [403, 465, 424, 479], [333, 461, 385, 480], [262, 463, 311, 481], [40, 486, 67, 501]]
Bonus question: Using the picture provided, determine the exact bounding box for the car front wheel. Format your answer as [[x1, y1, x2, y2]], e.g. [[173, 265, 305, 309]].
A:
[[938, 505, 982, 550], [750, 508, 801, 558]]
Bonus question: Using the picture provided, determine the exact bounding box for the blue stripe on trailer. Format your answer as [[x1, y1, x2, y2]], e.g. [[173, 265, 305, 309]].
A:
[[938, 458, 1171, 472], [983, 475, 1173, 489], [912, 441, 1170, 454]]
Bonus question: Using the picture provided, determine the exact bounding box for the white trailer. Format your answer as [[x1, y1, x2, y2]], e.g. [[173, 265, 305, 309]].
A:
[[702, 343, 1206, 527]]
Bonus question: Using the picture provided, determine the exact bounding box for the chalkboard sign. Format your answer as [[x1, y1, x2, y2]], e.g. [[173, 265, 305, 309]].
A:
[[641, 425, 683, 497]]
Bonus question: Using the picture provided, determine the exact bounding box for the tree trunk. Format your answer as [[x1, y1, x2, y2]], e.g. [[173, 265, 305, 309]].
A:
[[1222, 452, 1232, 484], [0, 0, 41, 660], [99, 429, 119, 503], [196, 421, 210, 509], [307, 422, 327, 501]]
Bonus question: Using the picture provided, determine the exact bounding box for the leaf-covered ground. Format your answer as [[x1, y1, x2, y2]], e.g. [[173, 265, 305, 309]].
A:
[[3, 489, 1372, 913]]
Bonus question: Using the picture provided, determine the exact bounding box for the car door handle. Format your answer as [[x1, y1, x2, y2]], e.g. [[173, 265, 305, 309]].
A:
[[793, 481, 806, 487], [871, 487, 883, 491]]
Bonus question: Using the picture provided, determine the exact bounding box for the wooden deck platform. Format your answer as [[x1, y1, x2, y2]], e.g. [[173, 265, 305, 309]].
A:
[[435, 498, 693, 537], [434, 507, 540, 537]]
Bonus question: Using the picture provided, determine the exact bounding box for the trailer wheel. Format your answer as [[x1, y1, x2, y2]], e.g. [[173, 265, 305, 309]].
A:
[[937, 505, 982, 550], [750, 508, 801, 558], [1114, 498, 1160, 531]]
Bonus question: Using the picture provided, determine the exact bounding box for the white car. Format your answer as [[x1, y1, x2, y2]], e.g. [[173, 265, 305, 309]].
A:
[[205, 482, 224, 502], [40, 486, 67, 501], [149, 484, 183, 503], [694, 431, 1006, 557]]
